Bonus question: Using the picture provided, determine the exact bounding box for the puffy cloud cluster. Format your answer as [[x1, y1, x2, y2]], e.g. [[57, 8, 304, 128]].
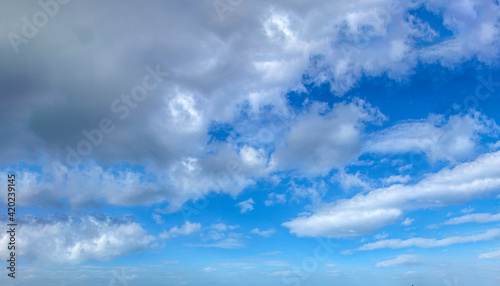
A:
[[365, 112, 500, 162], [274, 99, 385, 176], [0, 215, 155, 264]]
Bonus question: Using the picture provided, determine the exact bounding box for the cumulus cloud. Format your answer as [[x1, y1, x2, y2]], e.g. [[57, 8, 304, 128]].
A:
[[284, 208, 403, 238], [0, 215, 155, 264], [383, 175, 411, 185], [364, 112, 500, 163], [274, 99, 385, 176], [159, 221, 201, 239], [0, 148, 268, 212], [421, 0, 500, 66], [375, 254, 423, 267], [236, 198, 255, 213], [283, 150, 500, 238], [333, 170, 372, 191]]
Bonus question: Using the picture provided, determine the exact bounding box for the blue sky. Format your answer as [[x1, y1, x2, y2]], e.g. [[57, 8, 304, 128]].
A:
[[1, 0, 500, 285]]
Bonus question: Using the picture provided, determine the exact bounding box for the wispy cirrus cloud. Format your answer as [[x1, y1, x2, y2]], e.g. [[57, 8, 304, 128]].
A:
[[250, 228, 276, 238], [354, 229, 500, 252], [375, 254, 423, 267], [429, 212, 500, 229]]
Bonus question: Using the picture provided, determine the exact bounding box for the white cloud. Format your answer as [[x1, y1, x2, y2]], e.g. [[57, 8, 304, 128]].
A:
[[159, 221, 201, 239], [333, 170, 371, 191], [283, 150, 500, 238], [383, 175, 411, 185], [236, 198, 255, 214], [489, 141, 500, 151], [274, 99, 386, 176], [398, 164, 413, 172], [0, 152, 269, 213], [364, 112, 499, 163], [240, 145, 268, 167], [210, 223, 238, 232], [421, 0, 500, 66], [284, 208, 403, 238], [288, 180, 327, 204], [375, 255, 423, 267], [401, 218, 414, 226], [203, 266, 216, 272], [441, 213, 500, 226], [152, 213, 165, 225], [356, 229, 500, 251], [0, 215, 155, 264], [199, 222, 244, 248], [264, 192, 286, 207], [374, 232, 389, 240], [460, 206, 475, 214], [478, 249, 500, 259], [250, 228, 277, 238]]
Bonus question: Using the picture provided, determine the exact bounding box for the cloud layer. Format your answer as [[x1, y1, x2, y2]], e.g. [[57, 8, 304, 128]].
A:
[[1, 0, 500, 212], [284, 150, 500, 237]]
